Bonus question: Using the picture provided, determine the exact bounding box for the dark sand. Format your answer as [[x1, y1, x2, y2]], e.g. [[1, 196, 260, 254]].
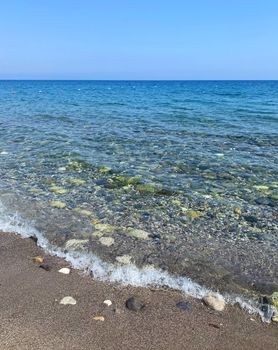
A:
[[0, 232, 277, 350]]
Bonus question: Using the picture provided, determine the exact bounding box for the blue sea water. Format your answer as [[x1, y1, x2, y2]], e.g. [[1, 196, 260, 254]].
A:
[[0, 80, 277, 300]]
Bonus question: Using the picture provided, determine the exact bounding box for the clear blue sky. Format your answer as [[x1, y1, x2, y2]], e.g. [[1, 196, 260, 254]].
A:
[[0, 0, 277, 80]]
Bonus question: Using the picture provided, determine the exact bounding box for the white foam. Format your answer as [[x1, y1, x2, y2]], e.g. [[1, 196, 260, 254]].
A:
[[0, 202, 267, 321]]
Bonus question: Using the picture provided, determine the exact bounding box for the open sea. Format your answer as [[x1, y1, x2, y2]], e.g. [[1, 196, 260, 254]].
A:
[[0, 80, 277, 317]]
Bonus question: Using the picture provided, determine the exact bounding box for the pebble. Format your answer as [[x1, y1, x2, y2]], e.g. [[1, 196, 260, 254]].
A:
[[202, 293, 225, 311], [60, 296, 77, 305], [103, 300, 112, 306], [126, 228, 150, 240], [176, 300, 192, 311], [49, 201, 66, 209], [99, 237, 115, 247], [32, 256, 44, 264], [65, 239, 88, 250], [93, 316, 105, 321], [39, 263, 51, 271], [115, 255, 132, 265], [125, 297, 145, 311], [59, 267, 71, 275]]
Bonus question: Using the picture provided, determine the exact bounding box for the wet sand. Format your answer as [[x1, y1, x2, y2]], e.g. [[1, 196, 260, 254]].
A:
[[0, 231, 277, 350]]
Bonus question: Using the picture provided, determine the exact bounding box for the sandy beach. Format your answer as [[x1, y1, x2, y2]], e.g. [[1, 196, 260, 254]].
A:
[[0, 231, 277, 350]]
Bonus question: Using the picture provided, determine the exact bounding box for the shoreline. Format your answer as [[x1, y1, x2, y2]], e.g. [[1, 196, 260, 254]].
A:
[[0, 231, 277, 350]]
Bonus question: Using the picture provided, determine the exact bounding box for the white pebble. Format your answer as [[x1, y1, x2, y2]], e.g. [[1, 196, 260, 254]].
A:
[[103, 300, 112, 306], [59, 267, 71, 275], [60, 296, 76, 305], [202, 293, 225, 311]]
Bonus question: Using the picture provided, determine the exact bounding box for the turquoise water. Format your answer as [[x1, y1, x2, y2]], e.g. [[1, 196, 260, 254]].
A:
[[0, 80, 277, 298]]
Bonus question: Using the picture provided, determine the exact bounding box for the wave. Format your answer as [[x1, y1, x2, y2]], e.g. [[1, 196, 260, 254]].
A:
[[0, 201, 270, 322]]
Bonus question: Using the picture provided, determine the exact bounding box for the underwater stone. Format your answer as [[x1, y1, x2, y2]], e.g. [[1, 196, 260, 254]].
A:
[[49, 201, 66, 209], [94, 224, 116, 232], [116, 255, 132, 264], [99, 236, 115, 247], [49, 186, 68, 194], [74, 208, 93, 216], [186, 210, 203, 219], [234, 207, 242, 215], [68, 178, 86, 185], [126, 228, 150, 240], [65, 239, 88, 250]]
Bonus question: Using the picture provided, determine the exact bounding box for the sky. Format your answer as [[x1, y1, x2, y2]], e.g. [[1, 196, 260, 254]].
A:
[[0, 0, 278, 80]]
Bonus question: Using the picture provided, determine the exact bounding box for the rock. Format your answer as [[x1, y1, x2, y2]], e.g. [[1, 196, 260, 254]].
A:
[[271, 292, 278, 309], [126, 228, 150, 240], [60, 296, 76, 305], [94, 224, 115, 233], [115, 255, 132, 265], [99, 236, 115, 246], [103, 300, 112, 306], [253, 185, 269, 191], [234, 207, 242, 215], [29, 236, 38, 244], [39, 263, 51, 271], [32, 256, 44, 264], [59, 267, 71, 275], [68, 178, 86, 185], [49, 201, 66, 209], [244, 215, 258, 223], [272, 311, 278, 322], [176, 300, 191, 311], [93, 316, 105, 321], [202, 293, 225, 311], [186, 210, 203, 219], [49, 186, 68, 194], [65, 239, 88, 250], [74, 208, 93, 216], [125, 297, 145, 311]]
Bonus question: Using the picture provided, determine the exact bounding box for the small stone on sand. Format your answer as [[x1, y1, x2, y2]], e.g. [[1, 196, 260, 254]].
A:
[[59, 267, 71, 275], [93, 316, 105, 321], [103, 300, 112, 306], [60, 296, 76, 305], [126, 297, 145, 311], [99, 237, 115, 247], [32, 256, 44, 264], [202, 293, 225, 311], [39, 263, 50, 271]]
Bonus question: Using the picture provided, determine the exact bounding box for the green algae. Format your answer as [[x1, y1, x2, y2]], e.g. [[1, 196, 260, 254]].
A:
[[49, 201, 66, 209]]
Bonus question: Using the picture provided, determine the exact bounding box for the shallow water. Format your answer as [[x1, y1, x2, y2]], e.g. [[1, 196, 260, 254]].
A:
[[0, 80, 277, 299]]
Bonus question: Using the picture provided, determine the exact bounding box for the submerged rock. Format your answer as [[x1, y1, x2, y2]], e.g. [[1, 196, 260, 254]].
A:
[[126, 297, 145, 311], [115, 255, 132, 265], [126, 228, 150, 240], [202, 293, 225, 311], [99, 236, 115, 247], [49, 201, 66, 209], [65, 239, 88, 250], [60, 296, 76, 305]]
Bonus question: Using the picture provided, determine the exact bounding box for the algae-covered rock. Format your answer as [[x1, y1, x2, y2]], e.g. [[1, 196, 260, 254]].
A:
[[116, 255, 132, 264], [271, 292, 278, 309], [234, 207, 242, 215], [49, 186, 68, 194], [49, 201, 66, 209], [94, 224, 116, 232], [126, 228, 150, 240], [68, 178, 86, 185], [186, 210, 203, 218], [65, 239, 88, 250], [99, 166, 112, 173], [253, 185, 269, 191], [99, 236, 115, 247], [74, 208, 93, 216]]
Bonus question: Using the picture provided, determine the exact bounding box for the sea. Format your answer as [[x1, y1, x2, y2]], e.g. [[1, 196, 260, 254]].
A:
[[0, 80, 277, 319]]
